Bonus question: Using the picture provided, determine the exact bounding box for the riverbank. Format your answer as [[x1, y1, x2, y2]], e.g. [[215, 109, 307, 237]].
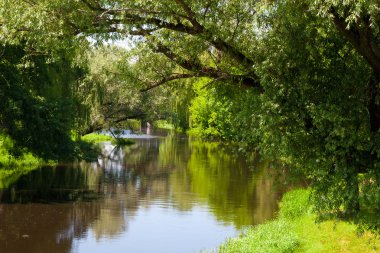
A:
[[81, 132, 134, 146], [214, 189, 380, 253], [0, 132, 133, 169], [0, 135, 48, 188], [0, 132, 123, 186]]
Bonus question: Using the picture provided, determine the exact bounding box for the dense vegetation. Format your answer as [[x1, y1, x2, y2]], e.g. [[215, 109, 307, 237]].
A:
[[1, 0, 380, 237], [0, 44, 83, 160]]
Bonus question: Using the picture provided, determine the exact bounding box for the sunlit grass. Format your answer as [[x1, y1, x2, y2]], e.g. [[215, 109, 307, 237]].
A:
[[294, 215, 379, 253], [213, 189, 380, 253], [81, 132, 114, 143], [218, 219, 299, 253]]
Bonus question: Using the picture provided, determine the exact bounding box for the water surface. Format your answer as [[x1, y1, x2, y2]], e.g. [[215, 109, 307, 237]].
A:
[[0, 132, 288, 253]]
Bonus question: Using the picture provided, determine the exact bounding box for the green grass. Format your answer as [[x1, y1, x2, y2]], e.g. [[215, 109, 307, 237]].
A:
[[218, 219, 299, 253], [81, 132, 114, 143], [214, 189, 380, 253], [82, 132, 134, 148]]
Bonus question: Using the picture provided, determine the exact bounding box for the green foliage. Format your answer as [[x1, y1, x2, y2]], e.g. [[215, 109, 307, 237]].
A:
[[0, 43, 89, 161], [0, 133, 52, 189], [125, 119, 142, 132], [77, 46, 177, 133], [253, 0, 380, 223], [0, 134, 44, 169], [154, 120, 175, 130], [188, 79, 235, 140], [163, 79, 195, 131], [184, 0, 380, 227]]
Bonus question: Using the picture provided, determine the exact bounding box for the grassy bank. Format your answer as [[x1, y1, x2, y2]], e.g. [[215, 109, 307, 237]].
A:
[[0, 132, 134, 188], [214, 189, 380, 253], [0, 135, 50, 188], [0, 132, 133, 169], [0, 135, 44, 168], [81, 132, 134, 146], [0, 133, 110, 183], [81, 132, 114, 143]]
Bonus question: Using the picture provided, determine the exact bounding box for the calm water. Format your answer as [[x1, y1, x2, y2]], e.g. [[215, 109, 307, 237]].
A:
[[0, 132, 289, 253]]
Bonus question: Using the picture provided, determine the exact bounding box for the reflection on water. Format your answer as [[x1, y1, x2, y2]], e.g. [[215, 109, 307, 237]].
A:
[[0, 132, 290, 253]]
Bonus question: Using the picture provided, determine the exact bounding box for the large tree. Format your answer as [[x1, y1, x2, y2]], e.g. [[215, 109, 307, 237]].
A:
[[0, 44, 84, 160]]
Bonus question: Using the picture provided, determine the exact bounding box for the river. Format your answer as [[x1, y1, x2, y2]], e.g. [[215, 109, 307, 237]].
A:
[[0, 131, 290, 253]]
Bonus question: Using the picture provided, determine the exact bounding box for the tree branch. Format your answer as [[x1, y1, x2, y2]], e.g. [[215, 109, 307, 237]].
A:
[[90, 3, 255, 70], [94, 9, 201, 35], [75, 1, 261, 90], [140, 73, 207, 92], [173, 0, 204, 31], [154, 43, 203, 71]]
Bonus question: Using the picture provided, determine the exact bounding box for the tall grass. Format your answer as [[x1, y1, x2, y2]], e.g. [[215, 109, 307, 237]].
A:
[[219, 219, 299, 253], [216, 189, 309, 253], [214, 188, 380, 253]]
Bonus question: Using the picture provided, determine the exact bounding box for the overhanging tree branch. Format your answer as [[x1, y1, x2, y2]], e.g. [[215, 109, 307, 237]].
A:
[[83, 1, 256, 70], [140, 73, 208, 92], [72, 1, 262, 92]]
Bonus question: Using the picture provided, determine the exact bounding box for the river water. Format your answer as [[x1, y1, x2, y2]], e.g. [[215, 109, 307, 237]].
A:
[[0, 131, 289, 253]]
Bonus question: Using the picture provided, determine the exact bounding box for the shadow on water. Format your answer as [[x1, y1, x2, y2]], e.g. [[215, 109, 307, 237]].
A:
[[0, 131, 297, 253]]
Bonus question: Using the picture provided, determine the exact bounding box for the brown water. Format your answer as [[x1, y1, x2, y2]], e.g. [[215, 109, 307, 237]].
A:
[[0, 133, 289, 253]]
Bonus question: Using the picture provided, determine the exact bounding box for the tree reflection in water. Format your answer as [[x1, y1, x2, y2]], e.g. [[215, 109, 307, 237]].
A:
[[0, 133, 293, 253]]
